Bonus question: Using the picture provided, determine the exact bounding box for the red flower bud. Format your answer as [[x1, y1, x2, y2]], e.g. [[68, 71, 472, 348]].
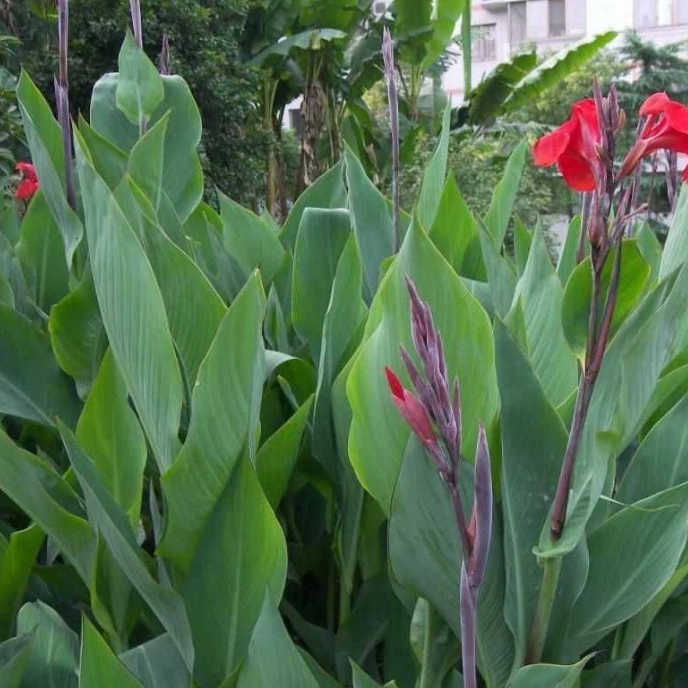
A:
[[384, 367, 436, 446]]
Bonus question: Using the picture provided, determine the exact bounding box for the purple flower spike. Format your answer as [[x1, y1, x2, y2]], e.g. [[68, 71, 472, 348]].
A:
[[467, 424, 492, 589]]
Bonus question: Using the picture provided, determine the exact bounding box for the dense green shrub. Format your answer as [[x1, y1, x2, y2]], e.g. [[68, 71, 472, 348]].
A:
[[5, 0, 270, 207]]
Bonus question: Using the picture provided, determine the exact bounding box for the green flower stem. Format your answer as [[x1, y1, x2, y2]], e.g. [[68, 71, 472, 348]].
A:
[[525, 556, 563, 665]]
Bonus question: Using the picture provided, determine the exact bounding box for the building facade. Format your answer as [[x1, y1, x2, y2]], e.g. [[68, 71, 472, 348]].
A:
[[444, 0, 688, 100]]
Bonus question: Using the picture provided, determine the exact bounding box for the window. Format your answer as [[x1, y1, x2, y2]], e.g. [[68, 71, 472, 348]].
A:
[[548, 0, 566, 37], [634, 0, 687, 27], [509, 2, 527, 45], [472, 24, 496, 62], [635, 0, 658, 26]]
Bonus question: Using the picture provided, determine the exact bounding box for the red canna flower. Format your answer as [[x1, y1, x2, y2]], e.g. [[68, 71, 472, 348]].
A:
[[619, 92, 688, 181], [15, 162, 39, 201], [384, 366, 436, 446], [532, 99, 602, 192]]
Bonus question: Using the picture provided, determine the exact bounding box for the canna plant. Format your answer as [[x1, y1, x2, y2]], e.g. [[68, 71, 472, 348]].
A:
[[4, 4, 688, 688]]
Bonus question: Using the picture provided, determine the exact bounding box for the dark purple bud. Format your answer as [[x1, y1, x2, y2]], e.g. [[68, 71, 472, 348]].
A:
[[382, 27, 400, 251], [130, 0, 143, 49], [159, 33, 171, 75], [467, 424, 492, 590], [55, 0, 75, 210]]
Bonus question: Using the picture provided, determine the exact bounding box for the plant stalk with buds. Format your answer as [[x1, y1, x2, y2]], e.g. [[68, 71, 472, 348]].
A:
[[385, 277, 492, 688]]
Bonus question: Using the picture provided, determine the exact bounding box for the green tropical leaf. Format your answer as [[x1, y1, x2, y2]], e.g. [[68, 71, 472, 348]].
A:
[[16, 601, 79, 688], [499, 32, 617, 114], [75, 131, 183, 473], [182, 458, 288, 686], [80, 616, 144, 688], [507, 656, 592, 688], [0, 304, 80, 427], [0, 635, 33, 688], [160, 273, 265, 572], [119, 635, 190, 688], [236, 596, 319, 688]]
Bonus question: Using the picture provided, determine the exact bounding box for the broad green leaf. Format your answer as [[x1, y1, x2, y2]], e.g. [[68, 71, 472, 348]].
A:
[[556, 216, 582, 285], [428, 176, 483, 280], [636, 222, 662, 281], [484, 140, 527, 246], [236, 596, 319, 688], [420, 0, 466, 71], [351, 661, 397, 688], [496, 322, 568, 667], [60, 425, 194, 672], [77, 115, 128, 189], [415, 106, 451, 232], [395, 0, 432, 62], [127, 183, 227, 391], [75, 132, 182, 472], [507, 656, 591, 688], [16, 72, 82, 267], [160, 274, 265, 572], [0, 525, 44, 640], [540, 263, 688, 558], [389, 441, 461, 636], [500, 32, 617, 114], [219, 191, 285, 284], [661, 186, 688, 279], [581, 661, 632, 688], [183, 458, 287, 686], [91, 72, 204, 222], [348, 220, 499, 514], [616, 561, 688, 660], [478, 224, 518, 317], [15, 190, 69, 314], [407, 600, 457, 687], [116, 32, 164, 127], [0, 272, 13, 308], [0, 429, 94, 583], [49, 272, 106, 399], [280, 161, 346, 250], [617, 392, 688, 504], [76, 350, 146, 525], [17, 601, 79, 688], [120, 635, 190, 688], [0, 304, 80, 427], [506, 227, 577, 407], [312, 234, 366, 479], [344, 144, 394, 299], [80, 616, 144, 688], [461, 52, 537, 125], [256, 395, 313, 508], [561, 240, 651, 358], [127, 113, 169, 211], [292, 208, 351, 362], [248, 28, 347, 66], [513, 219, 532, 275], [568, 483, 688, 651], [301, 650, 344, 688], [0, 635, 33, 687]]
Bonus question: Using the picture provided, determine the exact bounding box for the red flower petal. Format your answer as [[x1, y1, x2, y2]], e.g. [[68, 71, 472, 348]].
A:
[[384, 367, 404, 400], [558, 153, 597, 192], [533, 129, 571, 167], [639, 92, 670, 117], [15, 179, 39, 201]]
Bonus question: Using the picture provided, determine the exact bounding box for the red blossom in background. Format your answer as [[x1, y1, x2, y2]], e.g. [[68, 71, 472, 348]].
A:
[[15, 162, 39, 201], [384, 367, 436, 447], [619, 92, 688, 181], [532, 99, 602, 192]]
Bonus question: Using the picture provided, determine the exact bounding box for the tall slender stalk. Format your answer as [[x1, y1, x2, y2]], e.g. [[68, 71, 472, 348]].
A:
[[130, 0, 143, 49], [55, 0, 74, 210], [527, 83, 629, 665], [382, 28, 400, 252], [386, 279, 493, 687]]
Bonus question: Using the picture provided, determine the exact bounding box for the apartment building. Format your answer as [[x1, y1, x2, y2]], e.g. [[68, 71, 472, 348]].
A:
[[445, 0, 688, 100]]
